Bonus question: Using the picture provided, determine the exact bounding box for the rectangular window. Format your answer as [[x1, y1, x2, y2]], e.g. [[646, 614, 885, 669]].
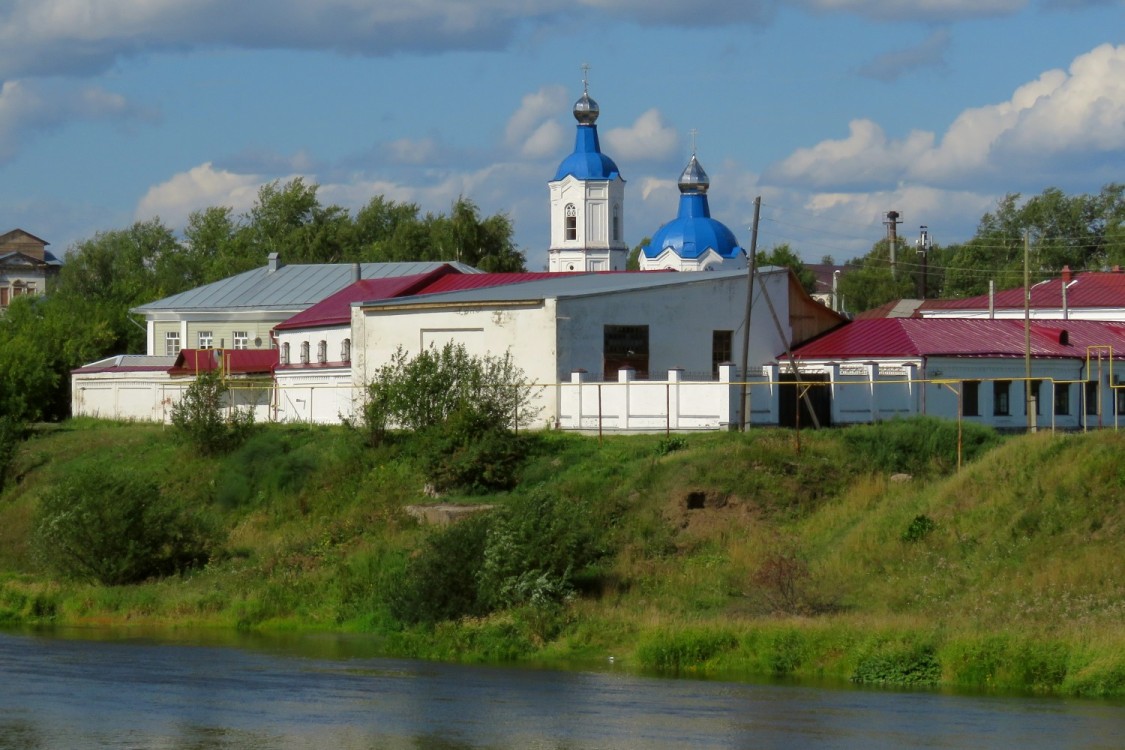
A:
[[197, 331, 213, 349], [603, 325, 649, 379], [232, 331, 249, 350], [1085, 381, 1099, 416], [993, 380, 1011, 416], [1116, 388, 1125, 416], [962, 381, 980, 417], [712, 330, 733, 379], [1054, 382, 1070, 416], [565, 204, 577, 241], [165, 331, 181, 356], [0, 287, 8, 306]]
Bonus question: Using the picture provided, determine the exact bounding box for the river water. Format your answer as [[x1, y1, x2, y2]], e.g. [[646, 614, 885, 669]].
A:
[[0, 629, 1121, 749]]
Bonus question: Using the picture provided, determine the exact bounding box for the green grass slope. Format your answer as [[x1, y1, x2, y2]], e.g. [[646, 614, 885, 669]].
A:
[[0, 418, 1121, 697]]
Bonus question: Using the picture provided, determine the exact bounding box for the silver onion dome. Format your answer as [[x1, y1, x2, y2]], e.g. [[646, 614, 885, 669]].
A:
[[573, 91, 599, 125], [678, 154, 710, 193]]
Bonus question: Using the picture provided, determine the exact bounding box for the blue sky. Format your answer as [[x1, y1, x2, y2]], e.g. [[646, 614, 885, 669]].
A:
[[2, 1, 1123, 270]]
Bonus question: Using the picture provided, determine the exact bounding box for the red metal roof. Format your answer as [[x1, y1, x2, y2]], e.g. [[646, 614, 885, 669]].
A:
[[169, 349, 278, 374], [919, 271, 1125, 312], [786, 318, 1125, 360], [273, 268, 456, 330], [274, 270, 566, 331]]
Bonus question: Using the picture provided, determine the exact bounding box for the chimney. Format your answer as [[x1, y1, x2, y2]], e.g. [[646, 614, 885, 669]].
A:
[[1061, 265, 1071, 283], [352, 262, 361, 283], [268, 252, 281, 273]]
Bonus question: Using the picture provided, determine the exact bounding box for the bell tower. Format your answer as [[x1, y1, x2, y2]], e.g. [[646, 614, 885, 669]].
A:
[[548, 66, 627, 272]]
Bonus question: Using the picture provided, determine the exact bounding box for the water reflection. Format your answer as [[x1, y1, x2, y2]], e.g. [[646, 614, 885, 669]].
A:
[[0, 628, 1121, 749]]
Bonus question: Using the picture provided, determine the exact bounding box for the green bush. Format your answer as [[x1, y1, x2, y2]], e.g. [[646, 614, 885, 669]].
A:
[[842, 417, 1001, 476], [0, 416, 25, 490], [902, 514, 936, 542], [32, 465, 214, 585], [171, 370, 255, 456], [852, 641, 942, 686], [390, 512, 493, 625], [215, 430, 320, 508], [411, 407, 530, 494], [478, 487, 609, 611]]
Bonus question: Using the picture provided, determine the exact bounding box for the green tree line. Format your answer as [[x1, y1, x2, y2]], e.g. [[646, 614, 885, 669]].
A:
[[0, 180, 525, 422], [838, 184, 1125, 312]]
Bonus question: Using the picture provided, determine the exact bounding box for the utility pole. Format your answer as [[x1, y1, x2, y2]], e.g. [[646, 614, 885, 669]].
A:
[[916, 225, 931, 298], [739, 196, 761, 431], [1024, 230, 1036, 432], [884, 210, 901, 278]]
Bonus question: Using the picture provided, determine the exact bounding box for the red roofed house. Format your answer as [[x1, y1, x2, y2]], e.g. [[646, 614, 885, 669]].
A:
[[917, 268, 1125, 321], [773, 317, 1125, 430]]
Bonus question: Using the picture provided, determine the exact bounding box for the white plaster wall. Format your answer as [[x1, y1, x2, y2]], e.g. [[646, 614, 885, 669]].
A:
[[354, 301, 559, 426], [555, 272, 788, 382], [274, 370, 357, 424], [276, 325, 353, 367]]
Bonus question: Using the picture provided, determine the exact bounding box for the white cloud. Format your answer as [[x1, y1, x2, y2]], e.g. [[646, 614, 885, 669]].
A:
[[604, 109, 679, 162], [768, 119, 935, 188], [768, 43, 1125, 190], [135, 163, 270, 228]]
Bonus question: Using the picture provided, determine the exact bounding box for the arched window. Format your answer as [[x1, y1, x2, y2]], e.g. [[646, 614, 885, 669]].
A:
[[317, 340, 327, 364], [341, 338, 351, 363], [300, 341, 310, 364], [612, 204, 621, 242], [281, 342, 290, 365], [565, 203, 577, 241]]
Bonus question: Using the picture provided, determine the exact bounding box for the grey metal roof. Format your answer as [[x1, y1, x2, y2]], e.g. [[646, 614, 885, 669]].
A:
[[358, 268, 780, 310], [133, 261, 480, 313]]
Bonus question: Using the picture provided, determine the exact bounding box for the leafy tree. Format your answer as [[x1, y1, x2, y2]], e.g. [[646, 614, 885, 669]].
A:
[[940, 184, 1125, 298], [32, 465, 213, 585], [171, 370, 255, 456], [627, 236, 650, 271], [756, 243, 816, 295], [836, 238, 917, 314]]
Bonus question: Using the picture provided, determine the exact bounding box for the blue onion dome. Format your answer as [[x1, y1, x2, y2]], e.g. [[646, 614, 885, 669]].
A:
[[641, 153, 744, 263], [678, 153, 709, 193], [573, 91, 599, 125], [553, 86, 620, 181]]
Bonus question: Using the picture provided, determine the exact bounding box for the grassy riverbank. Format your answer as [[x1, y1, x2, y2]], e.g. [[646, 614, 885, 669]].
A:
[[1, 419, 1122, 697]]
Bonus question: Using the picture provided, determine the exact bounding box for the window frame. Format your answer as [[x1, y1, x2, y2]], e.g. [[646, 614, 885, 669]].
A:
[[197, 330, 213, 350], [317, 340, 327, 364], [992, 380, 1011, 417], [300, 341, 310, 364], [232, 331, 249, 350], [165, 331, 181, 356], [341, 338, 351, 363], [565, 203, 577, 241], [962, 380, 980, 417], [1054, 382, 1070, 416]]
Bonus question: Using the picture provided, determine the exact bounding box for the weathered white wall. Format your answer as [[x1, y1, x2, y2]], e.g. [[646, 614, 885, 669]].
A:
[[72, 371, 272, 424], [274, 370, 357, 424]]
